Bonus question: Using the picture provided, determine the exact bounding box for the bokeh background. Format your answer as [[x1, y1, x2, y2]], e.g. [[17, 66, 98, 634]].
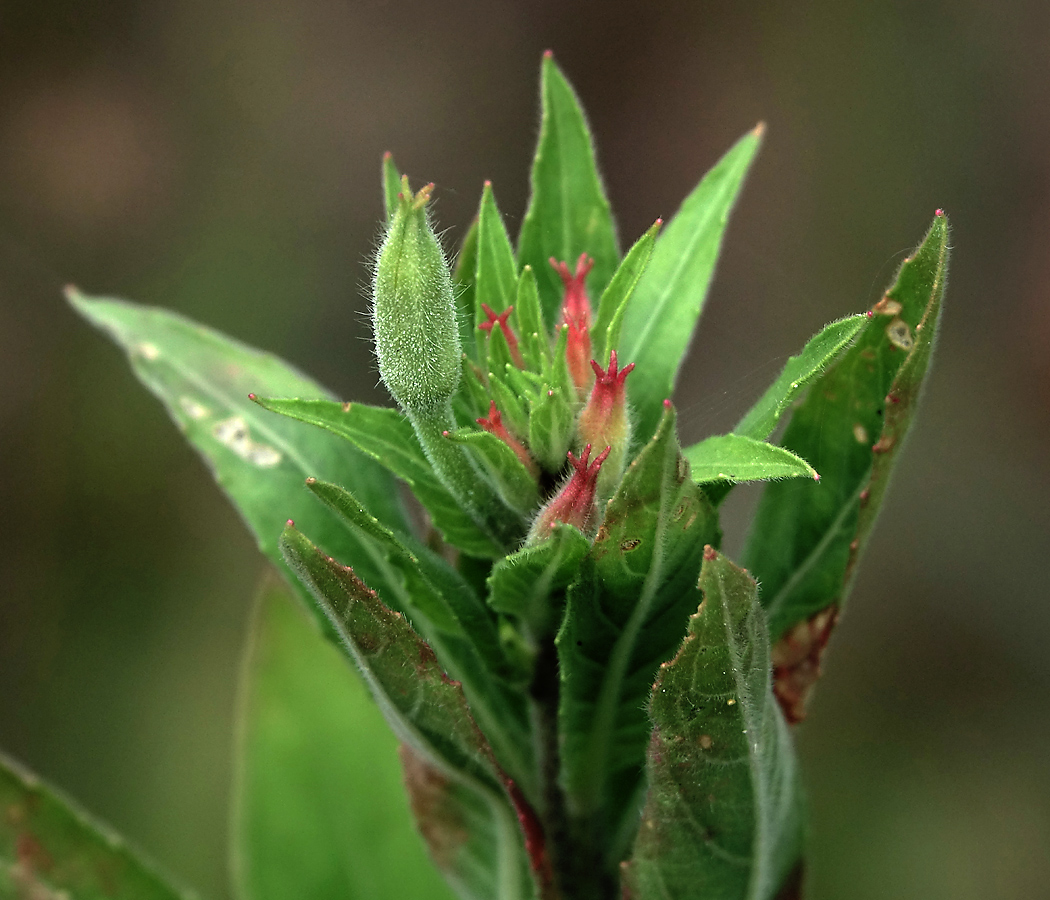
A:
[[2, 1, 1049, 897]]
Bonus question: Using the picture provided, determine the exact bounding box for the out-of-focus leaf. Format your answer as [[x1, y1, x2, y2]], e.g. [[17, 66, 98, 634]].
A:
[[517, 52, 619, 323], [558, 403, 721, 863], [743, 214, 949, 645], [232, 575, 456, 900], [619, 127, 763, 443], [474, 183, 520, 365], [400, 746, 538, 900], [624, 550, 804, 900], [0, 751, 193, 899], [252, 397, 502, 558], [67, 290, 408, 609], [383, 152, 402, 222], [683, 434, 819, 484], [591, 220, 660, 366], [734, 315, 866, 442]]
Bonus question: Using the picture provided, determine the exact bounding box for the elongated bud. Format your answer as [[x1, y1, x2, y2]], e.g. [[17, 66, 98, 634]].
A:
[[578, 350, 634, 494], [551, 254, 594, 396], [373, 178, 460, 413], [528, 444, 610, 543], [478, 401, 538, 475]]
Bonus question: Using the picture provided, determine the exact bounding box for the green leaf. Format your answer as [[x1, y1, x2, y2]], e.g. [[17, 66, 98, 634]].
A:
[[591, 220, 660, 366], [0, 751, 192, 899], [253, 397, 503, 557], [624, 550, 804, 900], [474, 183, 520, 365], [453, 218, 481, 362], [304, 477, 521, 685], [67, 290, 409, 609], [232, 575, 456, 900], [683, 434, 819, 484], [279, 523, 504, 791], [488, 524, 591, 636], [446, 429, 540, 515], [743, 214, 949, 642], [619, 126, 763, 442], [735, 315, 867, 442], [383, 151, 403, 222], [518, 52, 620, 324], [303, 478, 465, 636], [400, 746, 538, 900], [557, 403, 721, 860], [514, 266, 551, 371]]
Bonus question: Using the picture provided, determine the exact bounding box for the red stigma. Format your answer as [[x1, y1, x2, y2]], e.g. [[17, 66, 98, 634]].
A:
[[479, 303, 524, 368]]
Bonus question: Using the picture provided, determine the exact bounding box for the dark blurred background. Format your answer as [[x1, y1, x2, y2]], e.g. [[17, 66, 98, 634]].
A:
[[2, 1, 1048, 897]]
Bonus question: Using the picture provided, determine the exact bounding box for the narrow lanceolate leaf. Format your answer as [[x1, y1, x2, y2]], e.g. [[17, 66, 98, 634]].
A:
[[514, 266, 551, 371], [743, 213, 949, 716], [279, 524, 503, 792], [683, 434, 819, 484], [735, 315, 867, 441], [488, 523, 591, 636], [558, 403, 721, 861], [382, 152, 403, 222], [400, 746, 538, 900], [253, 397, 503, 557], [474, 183, 520, 364], [619, 127, 763, 443], [281, 504, 535, 794], [232, 575, 455, 900], [591, 220, 660, 366], [624, 550, 804, 900], [518, 52, 620, 323], [67, 291, 409, 611], [0, 751, 192, 900]]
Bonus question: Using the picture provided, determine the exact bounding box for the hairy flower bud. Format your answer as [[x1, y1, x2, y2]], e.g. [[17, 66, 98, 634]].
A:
[[551, 254, 595, 397], [373, 179, 460, 413], [528, 444, 610, 543], [578, 350, 634, 494]]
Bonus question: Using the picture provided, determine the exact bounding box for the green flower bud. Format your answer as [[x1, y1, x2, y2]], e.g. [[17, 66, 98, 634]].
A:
[[372, 179, 461, 414]]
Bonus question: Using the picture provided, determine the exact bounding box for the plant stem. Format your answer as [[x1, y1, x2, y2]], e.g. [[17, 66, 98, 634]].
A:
[[529, 636, 617, 900]]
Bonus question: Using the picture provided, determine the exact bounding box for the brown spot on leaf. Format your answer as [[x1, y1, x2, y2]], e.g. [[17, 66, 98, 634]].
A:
[[872, 434, 897, 454], [871, 296, 903, 316], [620, 538, 641, 552], [399, 745, 469, 870], [698, 734, 713, 750], [772, 607, 839, 723]]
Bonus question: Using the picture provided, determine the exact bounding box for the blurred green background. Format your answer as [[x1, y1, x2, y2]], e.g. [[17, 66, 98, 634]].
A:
[[2, 1, 1048, 897]]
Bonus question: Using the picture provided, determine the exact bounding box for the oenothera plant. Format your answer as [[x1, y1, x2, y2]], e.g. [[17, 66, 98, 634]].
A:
[[2, 53, 948, 900]]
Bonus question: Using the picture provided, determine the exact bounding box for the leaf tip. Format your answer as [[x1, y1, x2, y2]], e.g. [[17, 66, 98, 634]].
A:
[[304, 476, 316, 485], [753, 120, 767, 139], [935, 208, 945, 217], [285, 518, 295, 528], [542, 48, 554, 60], [703, 544, 718, 561]]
